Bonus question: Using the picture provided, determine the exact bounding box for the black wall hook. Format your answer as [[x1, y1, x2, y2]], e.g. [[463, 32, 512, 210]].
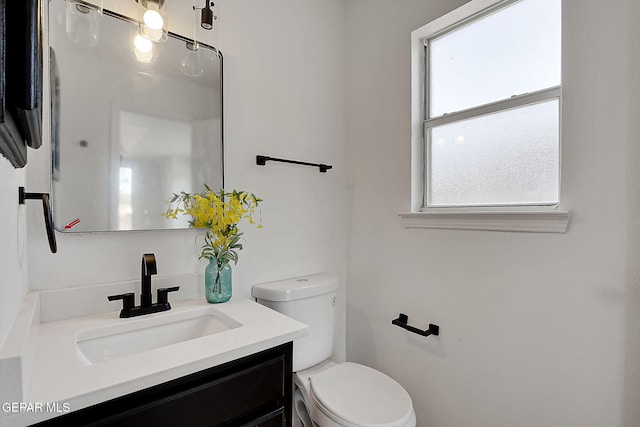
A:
[[392, 313, 439, 337], [18, 187, 57, 253], [256, 155, 332, 173]]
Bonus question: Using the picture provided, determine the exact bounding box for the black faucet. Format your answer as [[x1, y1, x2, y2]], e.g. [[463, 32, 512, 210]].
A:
[[141, 253, 157, 307], [108, 253, 180, 318]]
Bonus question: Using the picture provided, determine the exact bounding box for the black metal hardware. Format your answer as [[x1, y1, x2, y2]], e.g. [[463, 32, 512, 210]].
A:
[[107, 289, 181, 318], [141, 253, 158, 307], [195, 1, 215, 30], [157, 286, 180, 304], [107, 293, 135, 314], [107, 254, 180, 318], [392, 313, 439, 337], [256, 155, 333, 173], [18, 187, 57, 253]]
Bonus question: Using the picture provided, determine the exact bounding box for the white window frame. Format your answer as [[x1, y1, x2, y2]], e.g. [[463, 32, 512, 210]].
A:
[[400, 0, 570, 233]]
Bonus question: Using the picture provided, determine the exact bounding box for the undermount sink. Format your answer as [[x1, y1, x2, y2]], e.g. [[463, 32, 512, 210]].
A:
[[76, 308, 242, 365]]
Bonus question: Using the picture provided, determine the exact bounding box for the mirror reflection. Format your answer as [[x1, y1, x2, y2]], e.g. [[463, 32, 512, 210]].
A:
[[49, 0, 223, 232]]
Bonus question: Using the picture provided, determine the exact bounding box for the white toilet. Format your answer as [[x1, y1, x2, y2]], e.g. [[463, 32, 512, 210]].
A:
[[252, 274, 416, 427]]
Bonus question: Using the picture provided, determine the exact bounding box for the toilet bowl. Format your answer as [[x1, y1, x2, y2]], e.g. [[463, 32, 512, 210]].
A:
[[294, 360, 416, 427], [252, 274, 416, 427]]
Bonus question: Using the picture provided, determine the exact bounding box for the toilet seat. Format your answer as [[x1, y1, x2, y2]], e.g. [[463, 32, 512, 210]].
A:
[[309, 362, 415, 427]]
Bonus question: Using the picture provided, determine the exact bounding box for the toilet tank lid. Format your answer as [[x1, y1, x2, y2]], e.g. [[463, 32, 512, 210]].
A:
[[252, 274, 338, 302]]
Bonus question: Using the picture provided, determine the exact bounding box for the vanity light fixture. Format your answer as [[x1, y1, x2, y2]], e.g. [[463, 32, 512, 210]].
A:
[[135, 0, 168, 42], [134, 34, 153, 52], [194, 1, 216, 30], [179, 42, 203, 77], [133, 33, 154, 63], [65, 0, 104, 46], [179, 5, 203, 77]]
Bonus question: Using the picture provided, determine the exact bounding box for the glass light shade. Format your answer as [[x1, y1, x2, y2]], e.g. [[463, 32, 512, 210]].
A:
[[133, 33, 153, 63], [138, 0, 168, 42], [143, 6, 163, 29], [180, 44, 203, 77], [65, 0, 103, 46], [134, 34, 152, 52]]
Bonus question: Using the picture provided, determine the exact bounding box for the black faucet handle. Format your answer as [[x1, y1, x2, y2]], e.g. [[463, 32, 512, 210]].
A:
[[157, 286, 180, 304], [107, 293, 135, 311]]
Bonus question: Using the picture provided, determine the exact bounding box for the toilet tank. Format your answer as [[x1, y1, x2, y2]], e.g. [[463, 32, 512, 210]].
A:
[[252, 274, 338, 371]]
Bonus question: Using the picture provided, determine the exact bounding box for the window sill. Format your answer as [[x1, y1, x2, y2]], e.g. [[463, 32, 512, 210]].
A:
[[398, 209, 571, 233]]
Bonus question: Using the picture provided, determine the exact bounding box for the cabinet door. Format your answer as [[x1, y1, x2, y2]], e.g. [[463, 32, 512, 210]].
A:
[[96, 355, 286, 426]]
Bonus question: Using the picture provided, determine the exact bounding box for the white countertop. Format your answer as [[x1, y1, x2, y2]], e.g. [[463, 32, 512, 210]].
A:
[[0, 292, 307, 426]]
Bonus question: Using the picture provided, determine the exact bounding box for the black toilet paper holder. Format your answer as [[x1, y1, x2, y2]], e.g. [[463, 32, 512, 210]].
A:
[[392, 313, 439, 337]]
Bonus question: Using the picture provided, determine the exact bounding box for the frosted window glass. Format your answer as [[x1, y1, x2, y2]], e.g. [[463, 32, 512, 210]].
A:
[[429, 0, 561, 117], [428, 100, 559, 206]]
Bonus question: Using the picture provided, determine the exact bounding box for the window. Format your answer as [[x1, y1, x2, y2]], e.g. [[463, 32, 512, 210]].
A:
[[402, 0, 569, 232]]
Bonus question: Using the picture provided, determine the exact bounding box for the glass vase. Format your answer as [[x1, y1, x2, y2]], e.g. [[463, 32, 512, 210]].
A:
[[204, 257, 232, 303]]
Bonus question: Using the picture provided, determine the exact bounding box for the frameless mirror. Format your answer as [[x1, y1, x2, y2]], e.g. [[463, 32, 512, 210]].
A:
[[49, 0, 223, 232]]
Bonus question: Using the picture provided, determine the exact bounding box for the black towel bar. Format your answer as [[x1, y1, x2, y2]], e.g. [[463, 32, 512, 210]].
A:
[[256, 155, 332, 173], [392, 313, 439, 337]]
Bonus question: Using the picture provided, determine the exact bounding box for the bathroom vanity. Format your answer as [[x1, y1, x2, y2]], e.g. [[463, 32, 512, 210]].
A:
[[34, 342, 292, 426], [0, 279, 307, 426]]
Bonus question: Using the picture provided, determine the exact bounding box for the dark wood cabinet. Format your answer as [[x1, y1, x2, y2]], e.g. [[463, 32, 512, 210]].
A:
[[33, 342, 293, 427], [241, 408, 285, 427]]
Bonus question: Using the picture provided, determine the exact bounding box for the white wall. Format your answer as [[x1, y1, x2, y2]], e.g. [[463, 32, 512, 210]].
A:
[[26, 0, 348, 360], [0, 162, 28, 348], [345, 0, 640, 426], [11, 0, 637, 424]]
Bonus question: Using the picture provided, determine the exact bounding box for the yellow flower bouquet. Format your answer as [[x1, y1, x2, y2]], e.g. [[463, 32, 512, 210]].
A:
[[164, 185, 262, 303]]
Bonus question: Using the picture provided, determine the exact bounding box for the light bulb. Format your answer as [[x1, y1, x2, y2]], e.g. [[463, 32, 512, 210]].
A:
[[134, 34, 152, 53], [139, 1, 166, 42], [143, 6, 164, 30], [134, 48, 153, 63]]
